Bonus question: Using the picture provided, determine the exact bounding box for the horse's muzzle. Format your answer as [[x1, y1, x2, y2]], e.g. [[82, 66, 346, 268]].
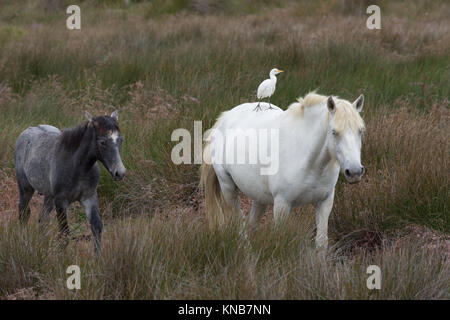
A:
[[112, 165, 126, 181], [344, 166, 365, 184]]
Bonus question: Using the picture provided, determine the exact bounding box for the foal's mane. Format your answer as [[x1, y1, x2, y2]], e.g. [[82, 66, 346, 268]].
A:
[[60, 122, 90, 152], [60, 116, 120, 152], [286, 91, 365, 132]]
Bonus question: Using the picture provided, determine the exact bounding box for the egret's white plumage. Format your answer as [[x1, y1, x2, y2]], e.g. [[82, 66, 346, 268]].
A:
[[255, 68, 283, 111]]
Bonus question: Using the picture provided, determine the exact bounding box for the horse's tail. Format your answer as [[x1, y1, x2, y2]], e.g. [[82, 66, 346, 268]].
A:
[[199, 113, 234, 228]]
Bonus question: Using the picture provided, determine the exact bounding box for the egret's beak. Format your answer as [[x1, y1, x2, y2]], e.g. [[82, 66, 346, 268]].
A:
[[277, 69, 284, 73]]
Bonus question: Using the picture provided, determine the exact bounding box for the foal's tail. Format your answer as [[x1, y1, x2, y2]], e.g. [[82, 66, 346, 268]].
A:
[[199, 116, 234, 228]]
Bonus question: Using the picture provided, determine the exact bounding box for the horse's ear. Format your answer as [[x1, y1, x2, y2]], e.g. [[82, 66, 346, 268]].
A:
[[327, 97, 336, 114], [111, 110, 118, 121], [353, 94, 364, 112], [85, 111, 94, 122]]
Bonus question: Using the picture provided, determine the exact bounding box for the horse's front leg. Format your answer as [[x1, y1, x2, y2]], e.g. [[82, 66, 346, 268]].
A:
[[273, 197, 292, 228], [81, 192, 103, 254], [314, 191, 335, 250]]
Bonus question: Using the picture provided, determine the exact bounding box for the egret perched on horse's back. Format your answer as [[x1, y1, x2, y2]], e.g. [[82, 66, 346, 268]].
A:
[[255, 68, 283, 111]]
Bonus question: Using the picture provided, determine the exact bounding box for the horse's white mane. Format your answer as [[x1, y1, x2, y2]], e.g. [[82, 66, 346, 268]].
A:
[[287, 91, 365, 133], [286, 91, 334, 114]]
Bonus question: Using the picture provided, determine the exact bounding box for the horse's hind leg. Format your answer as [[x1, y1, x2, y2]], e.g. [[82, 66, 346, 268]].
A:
[[81, 192, 103, 254], [248, 201, 267, 229], [17, 174, 35, 224], [216, 170, 241, 216], [213, 167, 242, 227], [38, 196, 54, 224]]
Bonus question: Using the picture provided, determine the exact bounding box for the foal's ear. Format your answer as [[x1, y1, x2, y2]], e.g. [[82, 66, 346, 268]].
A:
[[353, 94, 364, 112], [85, 111, 94, 122], [111, 110, 119, 121], [327, 97, 336, 114]]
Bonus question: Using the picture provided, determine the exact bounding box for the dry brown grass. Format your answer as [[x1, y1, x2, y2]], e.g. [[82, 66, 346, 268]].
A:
[[0, 213, 448, 299]]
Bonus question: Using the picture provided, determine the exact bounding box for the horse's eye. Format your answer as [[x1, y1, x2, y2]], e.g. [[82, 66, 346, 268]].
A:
[[331, 129, 338, 136], [99, 140, 107, 146]]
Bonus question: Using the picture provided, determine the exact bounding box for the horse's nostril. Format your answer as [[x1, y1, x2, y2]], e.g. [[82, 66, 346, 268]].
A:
[[345, 169, 350, 176], [113, 169, 125, 180]]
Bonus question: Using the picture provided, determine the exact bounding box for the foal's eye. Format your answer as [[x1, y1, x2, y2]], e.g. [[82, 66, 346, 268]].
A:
[[331, 129, 338, 136]]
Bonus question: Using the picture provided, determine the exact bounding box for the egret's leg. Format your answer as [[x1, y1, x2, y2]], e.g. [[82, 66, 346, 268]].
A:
[[253, 100, 262, 112], [268, 96, 274, 110], [314, 191, 334, 250]]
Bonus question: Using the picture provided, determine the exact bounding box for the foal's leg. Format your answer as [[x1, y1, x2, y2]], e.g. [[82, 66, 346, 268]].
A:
[[17, 178, 34, 224], [38, 196, 54, 224], [314, 191, 334, 250], [54, 196, 70, 236], [81, 193, 103, 253], [273, 197, 292, 228]]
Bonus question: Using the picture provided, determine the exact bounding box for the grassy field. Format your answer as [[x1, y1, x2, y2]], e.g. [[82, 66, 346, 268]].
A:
[[0, 0, 448, 299]]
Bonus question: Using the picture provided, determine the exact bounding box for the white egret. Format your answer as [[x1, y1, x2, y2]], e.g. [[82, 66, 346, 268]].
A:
[[254, 68, 283, 111]]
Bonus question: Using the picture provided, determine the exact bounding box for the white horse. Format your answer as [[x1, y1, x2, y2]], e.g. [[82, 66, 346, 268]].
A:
[[200, 92, 366, 249]]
